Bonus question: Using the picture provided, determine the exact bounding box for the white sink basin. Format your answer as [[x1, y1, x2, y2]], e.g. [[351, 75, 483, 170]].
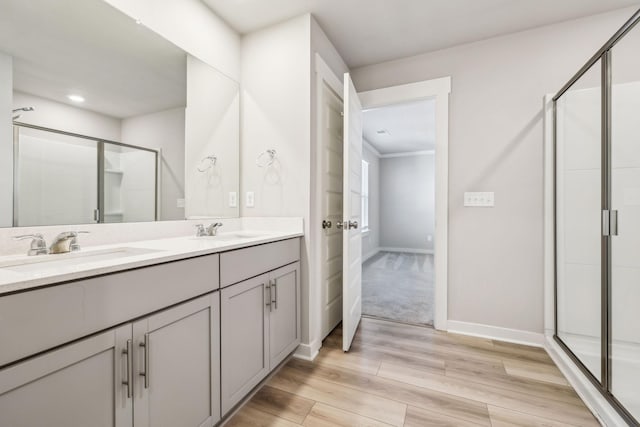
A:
[[0, 247, 162, 274]]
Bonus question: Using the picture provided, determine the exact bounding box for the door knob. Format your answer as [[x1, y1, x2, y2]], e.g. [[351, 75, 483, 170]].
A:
[[348, 220, 358, 230], [322, 220, 332, 229]]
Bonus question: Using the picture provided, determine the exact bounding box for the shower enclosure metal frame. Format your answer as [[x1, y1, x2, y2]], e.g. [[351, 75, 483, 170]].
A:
[[12, 122, 159, 226], [552, 8, 640, 426]]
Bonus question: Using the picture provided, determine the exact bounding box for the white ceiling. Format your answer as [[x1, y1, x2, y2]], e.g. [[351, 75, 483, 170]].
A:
[[363, 99, 435, 155], [203, 0, 639, 68], [0, 0, 186, 119]]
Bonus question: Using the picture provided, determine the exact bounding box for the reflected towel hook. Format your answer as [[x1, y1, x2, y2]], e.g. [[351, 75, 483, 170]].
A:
[[197, 155, 217, 172], [256, 149, 277, 168]]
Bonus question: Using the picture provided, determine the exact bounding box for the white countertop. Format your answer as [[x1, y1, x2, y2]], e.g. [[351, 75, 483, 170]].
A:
[[0, 230, 303, 296]]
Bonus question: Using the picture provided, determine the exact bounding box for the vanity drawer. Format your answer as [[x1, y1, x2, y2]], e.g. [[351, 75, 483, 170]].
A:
[[220, 238, 300, 287], [0, 254, 219, 367]]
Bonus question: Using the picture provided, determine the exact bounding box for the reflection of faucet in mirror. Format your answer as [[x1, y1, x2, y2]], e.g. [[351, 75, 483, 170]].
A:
[[13, 234, 48, 256], [12, 106, 34, 121]]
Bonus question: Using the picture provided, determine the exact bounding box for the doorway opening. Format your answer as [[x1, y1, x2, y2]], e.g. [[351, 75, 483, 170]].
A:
[[313, 54, 450, 356], [361, 99, 435, 326]]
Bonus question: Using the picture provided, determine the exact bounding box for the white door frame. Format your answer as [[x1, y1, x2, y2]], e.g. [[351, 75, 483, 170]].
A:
[[308, 54, 345, 361], [358, 77, 451, 331]]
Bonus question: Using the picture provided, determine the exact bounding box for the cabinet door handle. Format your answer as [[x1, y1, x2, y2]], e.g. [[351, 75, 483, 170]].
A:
[[139, 333, 149, 389], [272, 280, 278, 309], [265, 283, 272, 312], [122, 339, 132, 398]]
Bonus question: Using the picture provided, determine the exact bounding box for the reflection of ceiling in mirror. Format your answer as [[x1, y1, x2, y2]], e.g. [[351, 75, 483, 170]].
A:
[[0, 0, 187, 119]]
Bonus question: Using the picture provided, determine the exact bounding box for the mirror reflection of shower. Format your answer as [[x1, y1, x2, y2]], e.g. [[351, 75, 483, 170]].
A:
[[12, 107, 34, 121]]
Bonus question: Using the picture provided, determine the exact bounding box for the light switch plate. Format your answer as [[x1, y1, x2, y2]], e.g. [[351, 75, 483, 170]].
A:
[[229, 192, 237, 208], [176, 198, 185, 208], [246, 191, 255, 208], [464, 192, 494, 207]]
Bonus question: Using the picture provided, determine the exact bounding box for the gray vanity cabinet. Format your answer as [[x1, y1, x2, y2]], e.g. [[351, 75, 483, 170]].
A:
[[0, 292, 220, 427], [133, 292, 220, 427], [268, 262, 301, 370], [220, 260, 301, 415], [220, 274, 270, 415], [0, 324, 133, 427]]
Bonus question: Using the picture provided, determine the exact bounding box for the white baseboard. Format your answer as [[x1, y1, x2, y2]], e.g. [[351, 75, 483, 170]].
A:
[[379, 246, 434, 255], [362, 248, 380, 262], [293, 340, 320, 362], [544, 335, 622, 426], [447, 320, 545, 348]]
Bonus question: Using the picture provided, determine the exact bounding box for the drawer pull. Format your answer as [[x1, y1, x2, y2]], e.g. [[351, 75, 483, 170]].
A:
[[272, 280, 278, 310], [265, 284, 272, 312], [122, 339, 133, 398], [139, 333, 149, 389]]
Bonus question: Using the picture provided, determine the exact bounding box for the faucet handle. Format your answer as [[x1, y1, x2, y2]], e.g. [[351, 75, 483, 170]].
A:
[[13, 234, 48, 256], [13, 233, 44, 241]]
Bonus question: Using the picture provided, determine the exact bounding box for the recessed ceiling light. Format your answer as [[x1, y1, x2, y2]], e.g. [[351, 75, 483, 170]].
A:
[[67, 94, 85, 103]]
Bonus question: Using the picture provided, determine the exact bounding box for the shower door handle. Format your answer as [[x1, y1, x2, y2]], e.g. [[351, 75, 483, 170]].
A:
[[602, 210, 619, 236], [610, 210, 618, 236]]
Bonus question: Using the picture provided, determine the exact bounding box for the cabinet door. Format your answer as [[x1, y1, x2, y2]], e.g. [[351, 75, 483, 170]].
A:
[[269, 262, 301, 369], [220, 274, 270, 415], [0, 324, 133, 427], [133, 293, 220, 427]]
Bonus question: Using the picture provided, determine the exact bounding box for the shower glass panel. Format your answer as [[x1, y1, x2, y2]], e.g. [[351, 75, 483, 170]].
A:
[[15, 126, 98, 226], [555, 60, 602, 381], [610, 24, 640, 420], [102, 143, 157, 223]]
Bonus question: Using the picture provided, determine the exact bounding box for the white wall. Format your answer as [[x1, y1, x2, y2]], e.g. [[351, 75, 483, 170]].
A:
[[241, 14, 349, 354], [241, 14, 312, 346], [0, 52, 12, 227], [351, 6, 638, 333], [13, 91, 121, 142], [121, 107, 185, 220], [185, 55, 239, 219], [379, 154, 435, 252], [103, 0, 240, 81], [361, 142, 380, 259]]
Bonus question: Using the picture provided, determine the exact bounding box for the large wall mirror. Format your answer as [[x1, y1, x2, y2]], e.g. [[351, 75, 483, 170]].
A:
[[0, 0, 240, 228]]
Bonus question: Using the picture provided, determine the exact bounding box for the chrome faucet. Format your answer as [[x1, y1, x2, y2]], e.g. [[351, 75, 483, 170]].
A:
[[206, 223, 223, 236], [49, 231, 89, 254], [13, 234, 48, 256], [195, 224, 208, 237]]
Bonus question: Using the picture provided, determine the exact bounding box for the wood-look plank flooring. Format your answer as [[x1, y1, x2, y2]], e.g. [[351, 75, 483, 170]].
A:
[[226, 318, 599, 427]]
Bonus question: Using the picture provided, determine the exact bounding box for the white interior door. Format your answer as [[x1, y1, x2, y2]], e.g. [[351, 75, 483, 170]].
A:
[[342, 73, 363, 352], [320, 81, 345, 339]]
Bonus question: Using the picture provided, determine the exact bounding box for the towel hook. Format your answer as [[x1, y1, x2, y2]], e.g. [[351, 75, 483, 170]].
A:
[[197, 155, 217, 172], [256, 149, 277, 168]]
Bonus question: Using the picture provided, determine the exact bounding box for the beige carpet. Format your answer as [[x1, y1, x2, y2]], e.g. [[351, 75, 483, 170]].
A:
[[362, 251, 434, 325]]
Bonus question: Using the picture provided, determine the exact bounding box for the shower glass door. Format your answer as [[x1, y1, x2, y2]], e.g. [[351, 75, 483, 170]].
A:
[[14, 126, 98, 226], [610, 23, 640, 421], [555, 59, 603, 382]]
